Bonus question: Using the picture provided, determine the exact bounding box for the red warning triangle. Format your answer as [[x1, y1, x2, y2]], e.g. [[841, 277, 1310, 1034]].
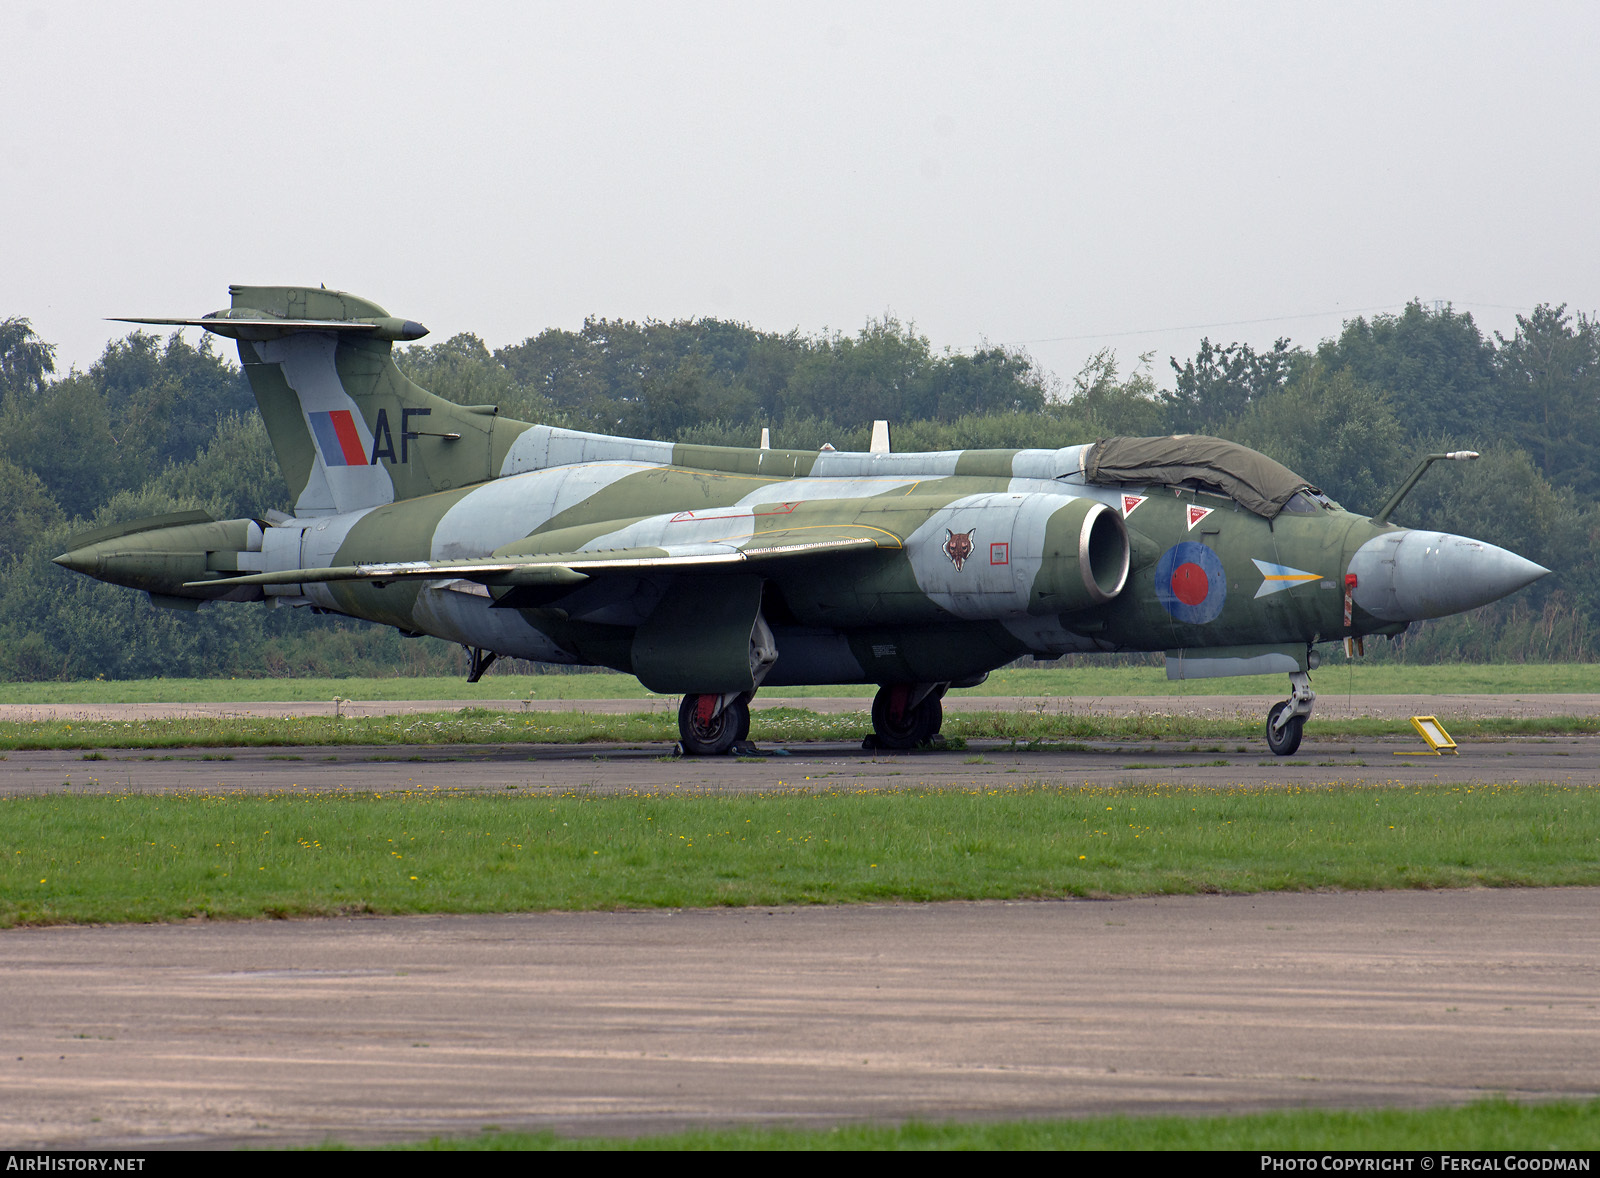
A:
[[1186, 504, 1214, 531], [1121, 494, 1146, 518]]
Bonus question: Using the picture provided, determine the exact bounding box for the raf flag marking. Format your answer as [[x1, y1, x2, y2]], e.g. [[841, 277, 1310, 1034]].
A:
[[308, 410, 368, 467]]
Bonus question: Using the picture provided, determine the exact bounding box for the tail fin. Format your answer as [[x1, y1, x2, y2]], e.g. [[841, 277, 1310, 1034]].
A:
[[117, 285, 511, 515]]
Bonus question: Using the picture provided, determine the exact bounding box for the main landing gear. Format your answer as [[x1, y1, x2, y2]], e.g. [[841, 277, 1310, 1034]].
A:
[[1266, 670, 1315, 756], [868, 683, 946, 750], [677, 692, 753, 756], [676, 682, 950, 755]]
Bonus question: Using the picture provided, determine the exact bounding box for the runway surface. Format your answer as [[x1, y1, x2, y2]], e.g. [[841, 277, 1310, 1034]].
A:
[[4, 890, 1598, 1149], [4, 733, 1598, 796]]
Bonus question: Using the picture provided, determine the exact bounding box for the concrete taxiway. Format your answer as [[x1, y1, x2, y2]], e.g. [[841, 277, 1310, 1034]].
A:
[[3, 734, 1597, 797], [3, 889, 1598, 1149]]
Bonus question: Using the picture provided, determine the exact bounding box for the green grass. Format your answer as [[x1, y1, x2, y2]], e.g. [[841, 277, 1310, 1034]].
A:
[[2, 662, 1597, 705], [2, 705, 1595, 751], [5, 783, 1596, 927], [309, 1098, 1600, 1150]]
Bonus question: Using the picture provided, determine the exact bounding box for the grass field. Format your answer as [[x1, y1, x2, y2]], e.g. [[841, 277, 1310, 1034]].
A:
[[0, 662, 1595, 705], [1, 704, 1595, 751], [325, 1098, 1600, 1150], [5, 782, 1594, 927]]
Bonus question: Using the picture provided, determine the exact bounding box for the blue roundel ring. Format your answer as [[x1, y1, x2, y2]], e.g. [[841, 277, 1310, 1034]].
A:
[[1155, 541, 1227, 625]]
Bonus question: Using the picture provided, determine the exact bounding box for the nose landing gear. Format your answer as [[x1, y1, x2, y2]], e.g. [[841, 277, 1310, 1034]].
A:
[[1266, 670, 1315, 756]]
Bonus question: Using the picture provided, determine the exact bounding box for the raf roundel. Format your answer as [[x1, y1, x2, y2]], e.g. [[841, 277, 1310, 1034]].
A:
[[1155, 541, 1227, 624]]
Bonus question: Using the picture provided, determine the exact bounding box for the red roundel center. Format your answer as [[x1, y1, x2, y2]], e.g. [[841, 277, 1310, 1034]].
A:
[[1171, 562, 1210, 606]]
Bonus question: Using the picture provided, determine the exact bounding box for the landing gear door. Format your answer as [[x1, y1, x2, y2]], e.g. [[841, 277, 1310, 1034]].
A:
[[631, 574, 776, 695]]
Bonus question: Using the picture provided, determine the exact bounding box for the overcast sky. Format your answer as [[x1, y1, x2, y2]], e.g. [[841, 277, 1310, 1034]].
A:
[[7, 2, 1599, 396]]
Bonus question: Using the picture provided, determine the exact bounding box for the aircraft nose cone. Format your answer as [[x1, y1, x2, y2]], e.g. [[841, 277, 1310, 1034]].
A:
[[53, 549, 95, 575], [1347, 530, 1550, 622]]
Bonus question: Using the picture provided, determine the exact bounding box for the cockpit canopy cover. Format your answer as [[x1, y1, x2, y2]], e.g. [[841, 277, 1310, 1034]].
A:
[[1085, 435, 1319, 519]]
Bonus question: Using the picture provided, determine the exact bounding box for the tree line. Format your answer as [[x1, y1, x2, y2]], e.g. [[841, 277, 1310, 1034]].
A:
[[0, 300, 1595, 680]]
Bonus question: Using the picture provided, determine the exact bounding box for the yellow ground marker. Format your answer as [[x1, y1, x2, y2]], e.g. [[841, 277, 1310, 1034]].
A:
[[1394, 715, 1458, 755]]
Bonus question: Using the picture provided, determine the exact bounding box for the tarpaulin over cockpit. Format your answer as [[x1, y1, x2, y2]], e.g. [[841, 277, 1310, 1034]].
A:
[[1084, 435, 1318, 519]]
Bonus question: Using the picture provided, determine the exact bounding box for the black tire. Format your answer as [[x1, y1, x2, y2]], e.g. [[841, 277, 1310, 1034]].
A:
[[679, 694, 748, 756], [871, 687, 943, 750], [1266, 701, 1304, 757]]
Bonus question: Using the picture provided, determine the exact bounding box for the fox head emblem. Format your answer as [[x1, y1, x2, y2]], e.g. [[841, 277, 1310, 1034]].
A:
[[943, 528, 976, 571]]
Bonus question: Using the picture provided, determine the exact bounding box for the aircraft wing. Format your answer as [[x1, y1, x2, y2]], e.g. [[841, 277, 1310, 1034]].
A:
[[186, 528, 894, 592]]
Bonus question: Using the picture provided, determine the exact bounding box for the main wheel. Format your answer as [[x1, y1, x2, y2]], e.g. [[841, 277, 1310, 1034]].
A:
[[679, 694, 748, 756], [871, 686, 943, 750], [1265, 701, 1304, 757]]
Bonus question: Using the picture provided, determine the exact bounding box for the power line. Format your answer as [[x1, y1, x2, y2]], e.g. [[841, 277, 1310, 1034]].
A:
[[1001, 303, 1409, 348], [1001, 297, 1546, 349]]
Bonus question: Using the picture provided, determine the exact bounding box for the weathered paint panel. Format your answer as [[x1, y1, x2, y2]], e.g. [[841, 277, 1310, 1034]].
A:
[[500, 425, 675, 475], [902, 493, 1059, 619], [433, 463, 651, 558]]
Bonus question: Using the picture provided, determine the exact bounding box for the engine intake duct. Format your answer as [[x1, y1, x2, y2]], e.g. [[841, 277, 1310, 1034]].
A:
[[1031, 499, 1130, 614]]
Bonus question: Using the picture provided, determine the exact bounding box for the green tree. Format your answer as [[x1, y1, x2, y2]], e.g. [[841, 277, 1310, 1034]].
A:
[[93, 331, 253, 471], [0, 456, 64, 565], [1317, 300, 1499, 445], [783, 318, 932, 424], [1493, 304, 1600, 495], [0, 317, 56, 396], [0, 371, 129, 518], [1232, 366, 1404, 515], [1165, 337, 1303, 432], [495, 317, 794, 435], [625, 357, 758, 439], [152, 412, 290, 521], [1068, 350, 1167, 437]]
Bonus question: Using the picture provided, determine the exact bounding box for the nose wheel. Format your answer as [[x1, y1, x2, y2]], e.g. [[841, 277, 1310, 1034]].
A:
[[1266, 671, 1315, 756]]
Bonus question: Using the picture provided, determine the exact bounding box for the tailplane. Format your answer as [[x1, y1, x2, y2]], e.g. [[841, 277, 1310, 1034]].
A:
[[116, 285, 511, 515]]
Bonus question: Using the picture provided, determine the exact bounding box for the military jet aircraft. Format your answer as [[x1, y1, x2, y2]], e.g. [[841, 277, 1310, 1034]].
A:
[[54, 285, 1550, 755]]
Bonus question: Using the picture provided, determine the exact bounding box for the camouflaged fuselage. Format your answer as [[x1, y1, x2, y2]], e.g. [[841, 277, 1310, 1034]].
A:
[[266, 431, 1386, 687]]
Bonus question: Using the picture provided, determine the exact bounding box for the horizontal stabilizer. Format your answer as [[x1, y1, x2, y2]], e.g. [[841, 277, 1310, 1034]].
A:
[[112, 317, 378, 331], [109, 314, 427, 342]]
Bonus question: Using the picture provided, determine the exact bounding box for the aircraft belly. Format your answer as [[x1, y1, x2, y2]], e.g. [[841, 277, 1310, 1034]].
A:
[[762, 625, 1019, 687], [544, 575, 666, 627], [759, 631, 865, 686], [410, 584, 581, 663], [1001, 616, 1119, 655]]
